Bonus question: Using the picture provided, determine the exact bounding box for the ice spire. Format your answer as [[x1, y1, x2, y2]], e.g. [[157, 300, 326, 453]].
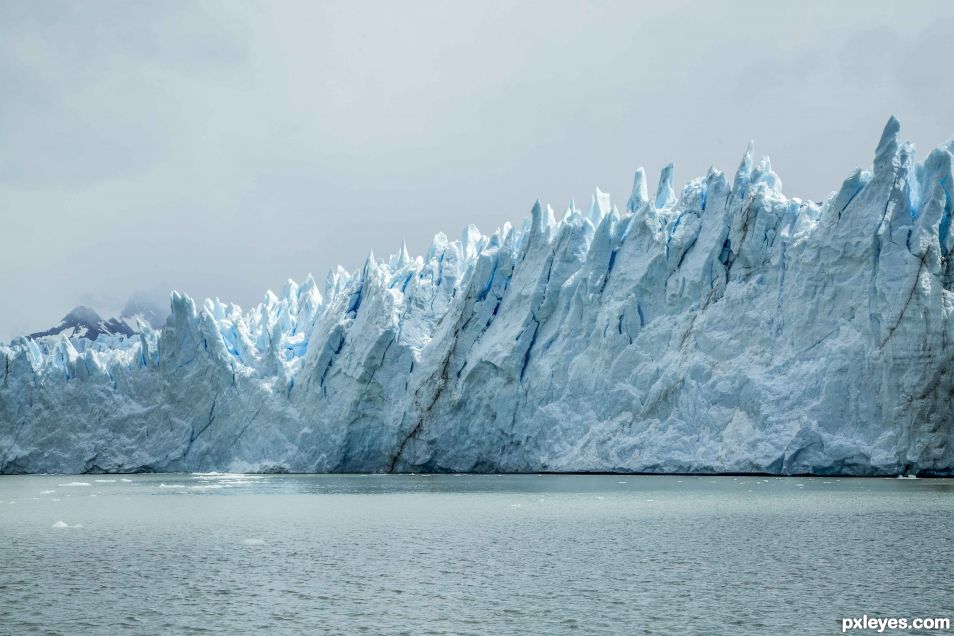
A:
[[655, 163, 675, 209], [874, 116, 901, 174], [627, 168, 649, 213], [389, 241, 412, 270], [362, 250, 376, 279], [530, 198, 545, 234], [299, 273, 318, 296], [915, 147, 953, 256], [589, 189, 611, 224], [753, 156, 782, 193], [733, 141, 755, 199], [398, 241, 411, 267], [461, 224, 482, 261]]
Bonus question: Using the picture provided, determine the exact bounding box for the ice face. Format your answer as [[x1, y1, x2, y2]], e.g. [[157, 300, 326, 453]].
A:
[[1, 118, 953, 476]]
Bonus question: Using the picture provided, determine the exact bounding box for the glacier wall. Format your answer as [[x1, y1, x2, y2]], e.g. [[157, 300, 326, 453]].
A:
[[2, 118, 953, 475]]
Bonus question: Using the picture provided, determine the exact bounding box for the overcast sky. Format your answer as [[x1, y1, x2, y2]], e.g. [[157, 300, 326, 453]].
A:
[[1, 0, 953, 339]]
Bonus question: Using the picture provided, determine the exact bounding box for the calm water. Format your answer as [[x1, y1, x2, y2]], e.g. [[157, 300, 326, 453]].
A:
[[0, 474, 952, 635]]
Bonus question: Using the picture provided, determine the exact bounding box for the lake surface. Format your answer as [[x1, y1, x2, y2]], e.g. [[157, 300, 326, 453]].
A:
[[0, 474, 952, 635]]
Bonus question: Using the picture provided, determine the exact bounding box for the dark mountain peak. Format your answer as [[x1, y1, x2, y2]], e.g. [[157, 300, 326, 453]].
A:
[[63, 305, 103, 325], [28, 305, 135, 342]]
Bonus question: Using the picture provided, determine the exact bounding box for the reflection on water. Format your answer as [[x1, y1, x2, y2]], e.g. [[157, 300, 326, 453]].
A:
[[1, 474, 952, 635]]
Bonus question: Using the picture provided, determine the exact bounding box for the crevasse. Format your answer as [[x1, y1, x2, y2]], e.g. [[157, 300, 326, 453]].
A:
[[2, 117, 953, 475]]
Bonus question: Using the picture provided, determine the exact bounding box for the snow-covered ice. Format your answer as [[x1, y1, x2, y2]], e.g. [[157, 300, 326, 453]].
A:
[[1, 119, 952, 476]]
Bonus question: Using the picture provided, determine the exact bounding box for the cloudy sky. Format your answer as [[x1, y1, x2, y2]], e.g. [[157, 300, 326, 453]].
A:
[[1, 0, 952, 339]]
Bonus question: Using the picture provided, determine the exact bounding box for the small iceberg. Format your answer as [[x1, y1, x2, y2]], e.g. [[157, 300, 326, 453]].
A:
[[51, 521, 82, 529], [240, 538, 266, 546], [158, 483, 186, 488], [58, 482, 91, 487]]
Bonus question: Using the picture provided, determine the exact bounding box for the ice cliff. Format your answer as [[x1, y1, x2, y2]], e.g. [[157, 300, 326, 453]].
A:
[[2, 118, 953, 475]]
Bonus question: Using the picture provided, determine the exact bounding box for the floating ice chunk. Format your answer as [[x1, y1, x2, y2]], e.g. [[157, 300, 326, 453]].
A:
[[94, 479, 116, 483], [51, 520, 81, 528], [158, 483, 185, 488], [240, 538, 266, 546], [40, 490, 55, 495], [58, 482, 90, 487]]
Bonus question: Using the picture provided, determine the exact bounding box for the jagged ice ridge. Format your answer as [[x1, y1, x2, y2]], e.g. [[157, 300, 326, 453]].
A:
[[2, 118, 953, 475]]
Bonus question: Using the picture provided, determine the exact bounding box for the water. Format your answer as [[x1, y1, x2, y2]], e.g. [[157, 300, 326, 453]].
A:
[[1, 474, 952, 635]]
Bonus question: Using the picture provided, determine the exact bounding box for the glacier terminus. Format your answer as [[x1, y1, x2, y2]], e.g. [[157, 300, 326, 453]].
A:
[[2, 118, 953, 476]]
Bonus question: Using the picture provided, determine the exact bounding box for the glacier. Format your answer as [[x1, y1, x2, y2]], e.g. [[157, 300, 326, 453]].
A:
[[2, 118, 953, 476]]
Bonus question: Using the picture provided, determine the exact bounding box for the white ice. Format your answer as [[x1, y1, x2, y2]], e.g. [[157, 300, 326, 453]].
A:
[[1, 118, 952, 476]]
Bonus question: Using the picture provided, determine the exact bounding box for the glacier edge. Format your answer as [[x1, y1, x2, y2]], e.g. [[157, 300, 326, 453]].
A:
[[2, 118, 953, 476]]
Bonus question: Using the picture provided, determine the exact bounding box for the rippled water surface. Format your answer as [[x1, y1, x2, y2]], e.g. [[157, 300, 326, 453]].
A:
[[1, 474, 952, 635]]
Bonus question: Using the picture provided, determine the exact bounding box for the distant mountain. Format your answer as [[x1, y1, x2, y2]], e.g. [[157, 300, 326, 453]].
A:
[[28, 306, 134, 342], [119, 296, 167, 331], [27, 298, 167, 343]]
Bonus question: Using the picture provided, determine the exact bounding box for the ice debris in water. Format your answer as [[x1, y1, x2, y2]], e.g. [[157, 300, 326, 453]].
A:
[[240, 538, 267, 546], [1, 117, 954, 477]]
